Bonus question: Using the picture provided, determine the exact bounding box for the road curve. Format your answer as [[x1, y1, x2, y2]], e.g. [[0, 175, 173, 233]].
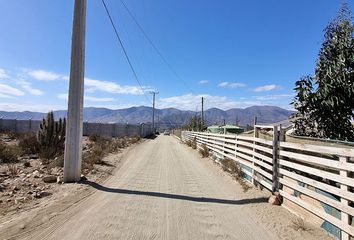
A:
[[19, 135, 277, 240]]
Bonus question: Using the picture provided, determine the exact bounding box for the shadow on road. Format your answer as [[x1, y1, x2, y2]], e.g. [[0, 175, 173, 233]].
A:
[[81, 180, 268, 205]]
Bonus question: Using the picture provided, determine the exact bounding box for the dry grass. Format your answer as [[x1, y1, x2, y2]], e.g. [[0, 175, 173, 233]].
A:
[[291, 218, 310, 231], [88, 134, 100, 142], [7, 164, 19, 178], [129, 135, 141, 144], [83, 135, 141, 170], [191, 137, 197, 149], [18, 132, 39, 155], [0, 141, 20, 163], [109, 137, 130, 152], [220, 157, 251, 192], [83, 136, 111, 169], [199, 144, 209, 158]]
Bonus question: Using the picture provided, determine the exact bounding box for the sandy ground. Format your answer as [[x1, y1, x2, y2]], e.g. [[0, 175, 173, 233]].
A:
[[0, 135, 333, 240]]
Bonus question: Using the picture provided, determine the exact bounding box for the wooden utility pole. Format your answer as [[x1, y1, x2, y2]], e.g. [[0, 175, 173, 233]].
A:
[[201, 97, 204, 130], [150, 91, 158, 132], [63, 0, 86, 182]]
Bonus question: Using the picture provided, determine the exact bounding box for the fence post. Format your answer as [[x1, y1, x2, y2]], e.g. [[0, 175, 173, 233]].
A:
[[252, 123, 259, 185], [272, 125, 279, 192], [14, 118, 17, 132], [279, 124, 285, 142], [251, 132, 257, 186], [0, 117, 3, 130], [339, 156, 350, 240], [29, 118, 32, 132]]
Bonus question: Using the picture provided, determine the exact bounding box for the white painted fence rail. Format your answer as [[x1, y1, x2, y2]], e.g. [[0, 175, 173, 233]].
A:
[[181, 130, 354, 240]]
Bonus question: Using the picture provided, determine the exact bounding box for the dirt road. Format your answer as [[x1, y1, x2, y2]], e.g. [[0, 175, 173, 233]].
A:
[[1, 135, 332, 240]]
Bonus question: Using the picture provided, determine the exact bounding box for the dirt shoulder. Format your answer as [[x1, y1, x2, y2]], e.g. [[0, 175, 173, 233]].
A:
[[0, 139, 143, 239]]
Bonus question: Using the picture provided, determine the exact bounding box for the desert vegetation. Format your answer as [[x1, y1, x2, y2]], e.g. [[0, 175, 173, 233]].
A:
[[82, 134, 140, 170], [0, 112, 143, 216], [198, 143, 209, 158], [291, 217, 310, 232], [191, 137, 197, 149], [219, 157, 251, 192], [183, 136, 250, 192]]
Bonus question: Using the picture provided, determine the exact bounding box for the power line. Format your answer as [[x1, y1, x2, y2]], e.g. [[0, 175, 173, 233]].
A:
[[101, 0, 152, 104], [119, 0, 194, 93]]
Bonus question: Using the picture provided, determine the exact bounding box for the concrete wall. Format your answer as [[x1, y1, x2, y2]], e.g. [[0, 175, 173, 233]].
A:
[[0, 118, 153, 138]]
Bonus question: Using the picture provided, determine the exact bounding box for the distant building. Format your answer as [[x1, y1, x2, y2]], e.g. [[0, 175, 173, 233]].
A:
[[207, 124, 244, 135]]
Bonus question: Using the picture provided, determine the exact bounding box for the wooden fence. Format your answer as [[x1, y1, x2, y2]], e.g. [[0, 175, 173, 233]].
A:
[[181, 128, 354, 240]]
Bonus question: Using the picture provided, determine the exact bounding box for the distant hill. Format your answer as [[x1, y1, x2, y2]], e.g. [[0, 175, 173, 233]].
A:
[[0, 105, 293, 128]]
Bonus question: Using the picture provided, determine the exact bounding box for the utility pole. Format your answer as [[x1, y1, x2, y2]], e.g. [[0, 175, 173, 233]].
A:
[[235, 115, 239, 126], [157, 115, 160, 131], [201, 97, 204, 130], [149, 91, 158, 132], [63, 0, 86, 183], [195, 106, 199, 131]]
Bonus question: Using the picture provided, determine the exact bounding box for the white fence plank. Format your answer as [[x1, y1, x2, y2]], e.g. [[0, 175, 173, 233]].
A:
[[279, 141, 354, 158], [280, 159, 354, 187], [279, 150, 354, 172], [280, 190, 354, 237], [280, 168, 354, 201], [279, 178, 354, 216]]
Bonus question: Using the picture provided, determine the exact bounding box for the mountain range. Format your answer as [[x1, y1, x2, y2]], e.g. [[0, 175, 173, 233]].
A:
[[0, 105, 293, 128]]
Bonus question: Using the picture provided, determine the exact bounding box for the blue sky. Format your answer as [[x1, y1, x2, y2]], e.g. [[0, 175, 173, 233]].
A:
[[0, 0, 351, 112]]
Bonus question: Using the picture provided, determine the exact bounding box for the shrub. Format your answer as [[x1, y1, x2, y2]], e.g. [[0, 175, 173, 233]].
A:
[[82, 146, 105, 170], [109, 137, 128, 152], [191, 137, 197, 149], [220, 157, 250, 192], [82, 136, 112, 170], [120, 137, 128, 148], [0, 142, 19, 163], [82, 134, 143, 170], [18, 132, 40, 155], [186, 140, 192, 147], [109, 139, 121, 153], [88, 134, 100, 142], [220, 158, 241, 175], [199, 144, 209, 158], [130, 135, 141, 144]]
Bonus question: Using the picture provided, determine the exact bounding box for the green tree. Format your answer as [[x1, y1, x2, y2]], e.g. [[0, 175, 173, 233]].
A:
[[292, 4, 354, 141], [292, 76, 318, 137]]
